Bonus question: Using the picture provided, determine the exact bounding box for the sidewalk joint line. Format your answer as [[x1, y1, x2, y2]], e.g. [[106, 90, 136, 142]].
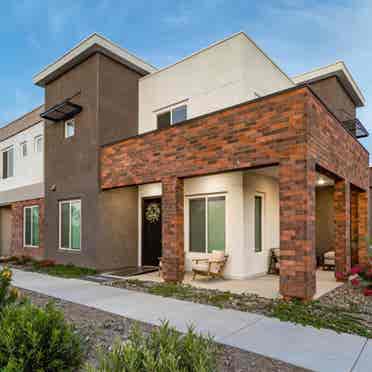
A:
[[218, 316, 264, 342], [350, 338, 368, 372]]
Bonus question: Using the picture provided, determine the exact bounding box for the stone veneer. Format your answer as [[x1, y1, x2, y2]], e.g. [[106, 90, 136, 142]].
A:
[[11, 198, 45, 260], [100, 86, 369, 300]]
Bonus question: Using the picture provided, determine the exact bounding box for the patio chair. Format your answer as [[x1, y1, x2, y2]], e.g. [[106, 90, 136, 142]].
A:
[[191, 251, 228, 280], [323, 251, 335, 270], [268, 248, 280, 275]]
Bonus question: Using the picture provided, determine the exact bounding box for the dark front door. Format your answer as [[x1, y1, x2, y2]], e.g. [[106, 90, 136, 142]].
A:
[[142, 197, 162, 267]]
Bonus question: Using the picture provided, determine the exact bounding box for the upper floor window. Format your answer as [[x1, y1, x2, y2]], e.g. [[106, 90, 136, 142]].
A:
[[65, 119, 75, 138], [35, 136, 43, 153], [20, 142, 28, 158], [2, 147, 14, 179], [157, 104, 187, 129]]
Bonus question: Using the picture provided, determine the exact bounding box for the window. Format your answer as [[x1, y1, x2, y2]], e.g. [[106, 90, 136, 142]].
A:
[[65, 119, 75, 138], [157, 105, 187, 129], [254, 194, 263, 252], [59, 200, 81, 250], [2, 147, 14, 179], [189, 195, 225, 253], [24, 206, 40, 247], [20, 142, 28, 158], [35, 136, 43, 153]]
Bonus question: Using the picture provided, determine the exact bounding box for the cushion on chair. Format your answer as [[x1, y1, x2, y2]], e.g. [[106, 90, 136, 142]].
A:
[[211, 250, 225, 261], [324, 251, 335, 259], [192, 262, 209, 272]]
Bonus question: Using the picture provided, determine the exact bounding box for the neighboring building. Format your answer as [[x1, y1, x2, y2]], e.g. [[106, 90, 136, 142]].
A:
[[0, 31, 369, 300], [0, 106, 45, 259]]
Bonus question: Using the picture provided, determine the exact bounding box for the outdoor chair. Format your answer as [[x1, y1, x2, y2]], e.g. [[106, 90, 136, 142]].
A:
[[323, 251, 335, 270], [191, 251, 228, 280], [268, 248, 280, 275]]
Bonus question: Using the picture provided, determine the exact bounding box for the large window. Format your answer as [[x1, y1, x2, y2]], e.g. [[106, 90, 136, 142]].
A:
[[59, 200, 81, 251], [24, 206, 40, 247], [189, 195, 225, 253], [254, 194, 263, 252], [2, 147, 14, 179], [157, 105, 187, 129]]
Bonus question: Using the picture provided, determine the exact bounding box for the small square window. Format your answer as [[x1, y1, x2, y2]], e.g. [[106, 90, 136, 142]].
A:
[[20, 142, 28, 158], [157, 112, 171, 130], [172, 105, 187, 124], [35, 136, 43, 153], [65, 120, 75, 138]]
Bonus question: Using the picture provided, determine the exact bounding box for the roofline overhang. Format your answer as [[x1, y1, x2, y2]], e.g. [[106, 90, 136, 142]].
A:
[[293, 61, 365, 107], [33, 33, 157, 87]]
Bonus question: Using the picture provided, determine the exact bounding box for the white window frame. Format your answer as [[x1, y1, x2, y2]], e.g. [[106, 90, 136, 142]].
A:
[[156, 102, 188, 127], [65, 119, 75, 138], [34, 135, 43, 153], [2, 146, 15, 179], [58, 199, 82, 252], [254, 192, 265, 253], [20, 141, 28, 158], [187, 193, 227, 254], [24, 205, 40, 248]]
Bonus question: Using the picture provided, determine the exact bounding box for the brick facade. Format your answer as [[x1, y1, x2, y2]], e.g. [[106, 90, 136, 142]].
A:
[[11, 198, 45, 260], [100, 86, 369, 300]]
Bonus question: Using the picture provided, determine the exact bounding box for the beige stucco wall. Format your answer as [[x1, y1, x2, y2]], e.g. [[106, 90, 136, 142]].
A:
[[139, 33, 294, 134]]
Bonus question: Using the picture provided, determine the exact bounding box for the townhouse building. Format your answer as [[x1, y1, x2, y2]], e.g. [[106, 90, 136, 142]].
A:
[[0, 32, 369, 300]]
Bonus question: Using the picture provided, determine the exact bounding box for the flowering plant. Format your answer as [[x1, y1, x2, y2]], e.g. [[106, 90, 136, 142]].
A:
[[0, 267, 19, 310], [344, 265, 372, 296]]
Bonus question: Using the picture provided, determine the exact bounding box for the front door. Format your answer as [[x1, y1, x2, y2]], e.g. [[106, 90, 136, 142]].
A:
[[142, 197, 162, 267]]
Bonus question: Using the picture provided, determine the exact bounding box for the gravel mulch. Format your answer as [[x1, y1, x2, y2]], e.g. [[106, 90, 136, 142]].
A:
[[19, 288, 310, 372]]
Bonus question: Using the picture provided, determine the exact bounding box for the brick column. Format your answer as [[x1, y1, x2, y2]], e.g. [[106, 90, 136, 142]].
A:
[[161, 177, 184, 282], [350, 189, 359, 267], [357, 190, 369, 267], [333, 179, 351, 277], [279, 157, 316, 300]]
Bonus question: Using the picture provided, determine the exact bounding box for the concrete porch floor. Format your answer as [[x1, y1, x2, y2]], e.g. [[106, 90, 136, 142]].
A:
[[113, 269, 341, 299]]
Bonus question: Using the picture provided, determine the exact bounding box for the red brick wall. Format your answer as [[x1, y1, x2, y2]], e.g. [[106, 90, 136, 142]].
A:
[[100, 86, 369, 299], [11, 198, 45, 260]]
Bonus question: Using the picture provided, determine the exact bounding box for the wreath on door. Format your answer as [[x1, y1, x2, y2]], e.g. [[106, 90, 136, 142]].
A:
[[146, 203, 161, 223]]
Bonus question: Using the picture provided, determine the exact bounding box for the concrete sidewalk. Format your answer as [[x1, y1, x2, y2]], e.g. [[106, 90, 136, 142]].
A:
[[12, 269, 370, 372]]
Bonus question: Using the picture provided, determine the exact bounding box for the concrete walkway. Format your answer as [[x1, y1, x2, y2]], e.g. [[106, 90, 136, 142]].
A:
[[11, 269, 370, 372]]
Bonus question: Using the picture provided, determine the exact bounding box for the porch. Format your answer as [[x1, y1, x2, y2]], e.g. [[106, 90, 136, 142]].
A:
[[112, 269, 341, 299]]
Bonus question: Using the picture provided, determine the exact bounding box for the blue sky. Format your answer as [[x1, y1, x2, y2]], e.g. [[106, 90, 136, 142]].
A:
[[1, 0, 371, 151]]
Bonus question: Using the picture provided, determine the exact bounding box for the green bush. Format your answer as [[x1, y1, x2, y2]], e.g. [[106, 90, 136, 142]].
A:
[[0, 267, 19, 311], [0, 301, 84, 372], [86, 322, 218, 372]]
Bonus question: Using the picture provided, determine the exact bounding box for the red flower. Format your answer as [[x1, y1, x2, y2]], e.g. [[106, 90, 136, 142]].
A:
[[351, 278, 360, 287], [363, 288, 372, 297], [350, 266, 361, 275]]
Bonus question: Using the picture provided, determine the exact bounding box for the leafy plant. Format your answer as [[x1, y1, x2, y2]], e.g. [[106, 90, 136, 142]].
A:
[[86, 322, 218, 372], [0, 267, 19, 311], [0, 301, 84, 372], [31, 262, 96, 278], [342, 266, 372, 296]]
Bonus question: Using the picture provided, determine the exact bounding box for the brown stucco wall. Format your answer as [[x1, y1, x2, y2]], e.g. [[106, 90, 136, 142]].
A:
[[44, 53, 142, 269], [309, 76, 356, 122]]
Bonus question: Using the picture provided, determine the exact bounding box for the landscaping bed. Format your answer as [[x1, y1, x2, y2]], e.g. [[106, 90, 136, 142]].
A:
[[20, 288, 309, 372], [108, 278, 372, 338]]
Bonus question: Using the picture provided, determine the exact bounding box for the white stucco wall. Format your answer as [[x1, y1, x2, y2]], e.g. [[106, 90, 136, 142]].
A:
[[137, 171, 279, 279], [0, 122, 44, 197], [138, 32, 294, 134]]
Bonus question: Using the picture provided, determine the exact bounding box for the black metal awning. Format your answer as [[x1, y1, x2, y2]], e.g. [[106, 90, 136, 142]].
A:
[[40, 100, 82, 122], [342, 118, 369, 139]]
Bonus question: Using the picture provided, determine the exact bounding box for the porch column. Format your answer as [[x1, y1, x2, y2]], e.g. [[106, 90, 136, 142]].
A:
[[279, 158, 316, 300], [161, 176, 184, 283], [357, 190, 369, 267], [350, 190, 359, 267], [333, 179, 351, 277]]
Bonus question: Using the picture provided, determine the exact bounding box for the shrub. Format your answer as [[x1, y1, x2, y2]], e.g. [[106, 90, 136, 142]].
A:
[[0, 267, 19, 311], [34, 259, 56, 268], [0, 301, 84, 372], [346, 265, 372, 296], [86, 322, 218, 372]]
